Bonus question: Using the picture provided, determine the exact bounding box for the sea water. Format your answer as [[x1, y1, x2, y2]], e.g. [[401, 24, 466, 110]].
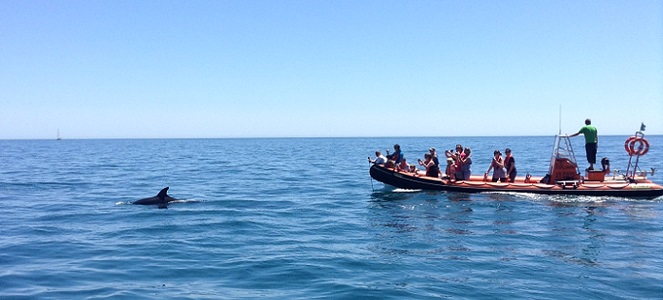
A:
[[0, 136, 661, 299]]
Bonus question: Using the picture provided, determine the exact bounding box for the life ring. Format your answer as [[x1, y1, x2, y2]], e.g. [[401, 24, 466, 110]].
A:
[[624, 136, 650, 156], [624, 136, 636, 153]]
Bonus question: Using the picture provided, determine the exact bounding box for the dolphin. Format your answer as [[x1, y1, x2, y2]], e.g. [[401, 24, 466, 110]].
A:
[[133, 187, 178, 209]]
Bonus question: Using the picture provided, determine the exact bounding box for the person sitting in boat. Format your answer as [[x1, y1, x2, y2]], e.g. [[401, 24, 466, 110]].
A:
[[485, 150, 507, 182], [409, 164, 418, 174], [601, 157, 610, 174], [460, 147, 472, 180], [386, 144, 403, 165], [396, 157, 409, 172], [368, 151, 387, 165], [418, 153, 439, 178], [504, 148, 517, 183], [444, 157, 456, 179]]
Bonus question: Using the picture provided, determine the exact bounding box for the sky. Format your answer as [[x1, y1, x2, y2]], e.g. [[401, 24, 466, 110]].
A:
[[1, 1, 661, 139]]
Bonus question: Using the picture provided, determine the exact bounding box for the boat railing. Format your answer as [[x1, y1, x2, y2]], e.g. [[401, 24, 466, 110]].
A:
[[547, 135, 580, 183]]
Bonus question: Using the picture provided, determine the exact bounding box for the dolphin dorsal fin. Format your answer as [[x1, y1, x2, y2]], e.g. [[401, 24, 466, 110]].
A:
[[157, 187, 170, 199]]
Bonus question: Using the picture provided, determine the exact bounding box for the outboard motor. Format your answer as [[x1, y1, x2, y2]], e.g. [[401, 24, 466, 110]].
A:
[[601, 157, 610, 174]]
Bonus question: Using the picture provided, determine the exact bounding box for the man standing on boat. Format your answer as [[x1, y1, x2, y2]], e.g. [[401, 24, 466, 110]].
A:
[[569, 118, 598, 170]]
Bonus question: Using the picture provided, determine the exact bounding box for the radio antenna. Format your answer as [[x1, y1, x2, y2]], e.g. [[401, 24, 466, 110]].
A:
[[558, 104, 562, 135]]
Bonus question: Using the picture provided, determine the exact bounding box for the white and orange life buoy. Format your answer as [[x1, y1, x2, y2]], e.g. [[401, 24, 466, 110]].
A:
[[624, 136, 650, 156]]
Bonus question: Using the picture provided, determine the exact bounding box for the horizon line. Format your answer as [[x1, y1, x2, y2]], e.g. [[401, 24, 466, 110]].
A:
[[2, 133, 661, 141]]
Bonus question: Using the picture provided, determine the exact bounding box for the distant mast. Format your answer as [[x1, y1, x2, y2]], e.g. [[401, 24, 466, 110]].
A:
[[57, 129, 62, 140]]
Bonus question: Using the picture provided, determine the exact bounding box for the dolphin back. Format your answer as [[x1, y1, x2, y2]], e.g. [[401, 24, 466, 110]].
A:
[[134, 187, 173, 206]]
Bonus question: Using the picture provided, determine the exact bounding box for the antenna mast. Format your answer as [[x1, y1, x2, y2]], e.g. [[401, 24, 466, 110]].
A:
[[558, 105, 562, 135]]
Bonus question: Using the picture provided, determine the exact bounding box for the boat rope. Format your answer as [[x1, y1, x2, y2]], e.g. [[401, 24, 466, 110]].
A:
[[607, 183, 630, 189], [534, 184, 556, 189], [368, 162, 375, 192], [581, 184, 606, 189], [464, 181, 487, 186], [510, 183, 534, 188]]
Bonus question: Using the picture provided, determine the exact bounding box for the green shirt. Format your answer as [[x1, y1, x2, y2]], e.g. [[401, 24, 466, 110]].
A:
[[579, 125, 598, 144]]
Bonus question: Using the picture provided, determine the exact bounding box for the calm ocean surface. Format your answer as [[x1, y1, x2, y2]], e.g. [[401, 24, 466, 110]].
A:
[[1, 135, 662, 299]]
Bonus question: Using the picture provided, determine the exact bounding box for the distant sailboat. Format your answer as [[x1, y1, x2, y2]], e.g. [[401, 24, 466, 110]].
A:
[[57, 129, 62, 140]]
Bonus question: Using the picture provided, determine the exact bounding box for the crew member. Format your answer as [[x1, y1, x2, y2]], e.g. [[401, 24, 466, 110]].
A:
[[569, 118, 598, 170]]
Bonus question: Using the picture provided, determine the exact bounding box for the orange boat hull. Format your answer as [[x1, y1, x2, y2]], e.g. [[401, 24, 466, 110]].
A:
[[370, 165, 663, 199]]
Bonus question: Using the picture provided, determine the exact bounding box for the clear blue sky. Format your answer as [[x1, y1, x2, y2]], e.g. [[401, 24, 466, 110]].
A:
[[1, 1, 661, 139]]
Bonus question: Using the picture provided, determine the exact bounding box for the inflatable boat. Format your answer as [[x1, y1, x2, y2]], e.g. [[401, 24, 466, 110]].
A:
[[369, 130, 663, 199]]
